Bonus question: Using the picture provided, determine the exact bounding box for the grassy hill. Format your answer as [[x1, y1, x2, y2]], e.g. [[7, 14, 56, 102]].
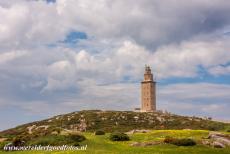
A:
[[0, 110, 229, 139]]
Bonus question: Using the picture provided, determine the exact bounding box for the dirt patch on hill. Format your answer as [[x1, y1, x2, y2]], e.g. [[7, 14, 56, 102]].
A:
[[0, 138, 7, 142]]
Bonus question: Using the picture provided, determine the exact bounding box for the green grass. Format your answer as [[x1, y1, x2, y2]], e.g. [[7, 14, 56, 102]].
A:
[[0, 130, 230, 154]]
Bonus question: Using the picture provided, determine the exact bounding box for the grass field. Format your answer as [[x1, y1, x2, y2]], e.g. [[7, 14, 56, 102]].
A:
[[0, 130, 229, 154]]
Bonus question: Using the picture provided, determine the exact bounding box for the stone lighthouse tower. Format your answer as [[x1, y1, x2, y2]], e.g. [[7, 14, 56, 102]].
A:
[[141, 65, 156, 112]]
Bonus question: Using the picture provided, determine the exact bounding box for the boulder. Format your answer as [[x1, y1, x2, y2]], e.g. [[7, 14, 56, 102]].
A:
[[130, 141, 161, 147], [202, 140, 211, 146], [205, 132, 230, 148], [215, 137, 230, 146], [126, 130, 135, 135], [213, 141, 225, 148], [130, 142, 141, 146], [208, 132, 230, 139], [126, 129, 150, 134]]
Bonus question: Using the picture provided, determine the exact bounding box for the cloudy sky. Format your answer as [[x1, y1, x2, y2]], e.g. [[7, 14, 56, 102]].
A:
[[0, 0, 230, 130]]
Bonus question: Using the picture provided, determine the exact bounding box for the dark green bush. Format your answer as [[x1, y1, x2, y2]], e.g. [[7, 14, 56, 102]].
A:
[[207, 123, 224, 131], [109, 132, 130, 141], [95, 130, 105, 135], [69, 133, 86, 142], [227, 129, 230, 132], [12, 137, 25, 146], [29, 135, 66, 146], [173, 138, 196, 146], [72, 142, 80, 146], [164, 136, 196, 146], [29, 134, 86, 146]]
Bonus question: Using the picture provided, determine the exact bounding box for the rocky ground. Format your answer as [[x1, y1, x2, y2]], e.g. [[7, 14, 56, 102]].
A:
[[202, 132, 230, 148]]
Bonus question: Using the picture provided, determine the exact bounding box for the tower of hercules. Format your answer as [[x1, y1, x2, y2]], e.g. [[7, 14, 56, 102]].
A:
[[141, 65, 156, 112]]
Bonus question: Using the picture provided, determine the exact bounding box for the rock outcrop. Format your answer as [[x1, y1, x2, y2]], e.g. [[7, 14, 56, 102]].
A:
[[126, 129, 151, 134], [130, 141, 161, 147], [202, 132, 230, 148]]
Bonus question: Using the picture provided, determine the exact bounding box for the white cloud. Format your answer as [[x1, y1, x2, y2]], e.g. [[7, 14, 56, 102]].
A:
[[43, 60, 75, 91], [152, 38, 230, 78], [52, 0, 230, 48], [0, 50, 28, 64], [159, 83, 230, 100], [30, 37, 230, 92], [158, 83, 230, 120], [0, 0, 68, 48], [41, 41, 151, 91], [208, 65, 230, 76], [1, 0, 230, 49], [0, 3, 29, 43]]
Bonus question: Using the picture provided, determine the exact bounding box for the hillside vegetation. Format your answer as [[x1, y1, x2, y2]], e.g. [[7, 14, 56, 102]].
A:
[[0, 110, 229, 140]]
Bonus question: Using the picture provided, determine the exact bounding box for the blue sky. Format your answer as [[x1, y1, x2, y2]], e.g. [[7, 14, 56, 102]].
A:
[[0, 0, 230, 130]]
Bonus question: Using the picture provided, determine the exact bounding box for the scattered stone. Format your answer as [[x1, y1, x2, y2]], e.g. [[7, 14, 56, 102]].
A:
[[27, 125, 36, 134], [101, 117, 107, 121], [130, 141, 161, 147], [126, 129, 150, 134], [202, 132, 230, 148], [55, 116, 60, 120], [36, 125, 49, 130], [202, 140, 211, 146], [213, 141, 225, 148], [138, 129, 150, 133], [157, 116, 164, 122], [51, 131, 58, 135], [130, 142, 141, 146], [208, 132, 230, 139], [126, 130, 135, 135], [216, 137, 230, 146]]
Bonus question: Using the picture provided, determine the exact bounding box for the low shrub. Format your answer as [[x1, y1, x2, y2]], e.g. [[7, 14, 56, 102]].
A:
[[29, 134, 86, 146], [109, 132, 130, 141], [173, 138, 196, 146], [95, 130, 105, 135], [227, 129, 230, 132], [69, 133, 86, 142], [29, 135, 66, 146], [207, 123, 224, 131], [12, 137, 25, 146], [164, 136, 196, 146]]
